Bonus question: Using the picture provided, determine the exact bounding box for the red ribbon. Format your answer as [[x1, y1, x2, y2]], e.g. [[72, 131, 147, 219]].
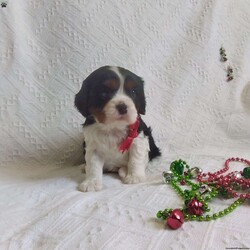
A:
[[119, 117, 140, 153]]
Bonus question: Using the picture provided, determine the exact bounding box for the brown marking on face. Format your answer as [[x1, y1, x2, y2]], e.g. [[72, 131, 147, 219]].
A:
[[90, 108, 106, 123], [103, 79, 120, 91], [124, 79, 136, 91]]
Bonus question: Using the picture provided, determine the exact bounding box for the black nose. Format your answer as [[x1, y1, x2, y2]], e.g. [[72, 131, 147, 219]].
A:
[[116, 103, 127, 115]]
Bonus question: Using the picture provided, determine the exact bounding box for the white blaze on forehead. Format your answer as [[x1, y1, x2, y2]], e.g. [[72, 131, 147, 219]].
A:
[[109, 66, 125, 93]]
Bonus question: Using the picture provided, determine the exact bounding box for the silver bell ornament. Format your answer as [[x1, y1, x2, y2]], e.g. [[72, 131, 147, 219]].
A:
[[231, 171, 242, 179], [189, 167, 202, 179], [199, 184, 212, 195], [162, 171, 174, 184]]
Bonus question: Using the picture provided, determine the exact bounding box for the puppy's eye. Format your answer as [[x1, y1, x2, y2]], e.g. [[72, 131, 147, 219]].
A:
[[101, 92, 109, 99], [100, 88, 114, 100], [127, 89, 136, 98]]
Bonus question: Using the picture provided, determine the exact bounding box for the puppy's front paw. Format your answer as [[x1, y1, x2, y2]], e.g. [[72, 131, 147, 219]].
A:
[[78, 179, 102, 192], [123, 174, 146, 184]]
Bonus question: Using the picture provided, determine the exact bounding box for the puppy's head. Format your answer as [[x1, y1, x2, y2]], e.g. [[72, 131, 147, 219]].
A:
[[75, 66, 146, 125]]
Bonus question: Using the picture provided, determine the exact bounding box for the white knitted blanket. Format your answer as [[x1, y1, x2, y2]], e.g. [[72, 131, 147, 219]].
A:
[[1, 0, 250, 249]]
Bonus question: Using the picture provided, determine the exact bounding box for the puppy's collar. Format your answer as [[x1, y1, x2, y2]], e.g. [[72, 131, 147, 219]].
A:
[[119, 117, 140, 153]]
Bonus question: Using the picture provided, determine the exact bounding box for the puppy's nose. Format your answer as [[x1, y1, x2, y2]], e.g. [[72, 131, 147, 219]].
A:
[[116, 102, 127, 115]]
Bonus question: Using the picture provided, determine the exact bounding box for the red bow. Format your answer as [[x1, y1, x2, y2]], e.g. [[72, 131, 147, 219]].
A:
[[119, 117, 140, 153]]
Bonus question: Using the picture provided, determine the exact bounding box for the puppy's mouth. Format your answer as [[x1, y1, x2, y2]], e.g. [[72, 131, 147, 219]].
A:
[[118, 115, 127, 119], [117, 114, 129, 122], [108, 112, 131, 123], [104, 110, 136, 125]]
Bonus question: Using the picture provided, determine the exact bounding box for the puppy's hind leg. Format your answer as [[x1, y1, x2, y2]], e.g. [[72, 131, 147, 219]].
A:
[[118, 166, 127, 179]]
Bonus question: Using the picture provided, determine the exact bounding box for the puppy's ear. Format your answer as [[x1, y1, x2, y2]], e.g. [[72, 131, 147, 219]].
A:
[[75, 81, 89, 117], [137, 78, 146, 115]]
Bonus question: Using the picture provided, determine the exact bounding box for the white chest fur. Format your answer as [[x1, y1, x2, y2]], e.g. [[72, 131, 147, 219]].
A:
[[83, 123, 130, 168], [83, 122, 150, 169]]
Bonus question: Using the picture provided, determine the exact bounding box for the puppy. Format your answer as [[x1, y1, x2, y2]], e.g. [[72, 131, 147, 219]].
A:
[[75, 66, 161, 192]]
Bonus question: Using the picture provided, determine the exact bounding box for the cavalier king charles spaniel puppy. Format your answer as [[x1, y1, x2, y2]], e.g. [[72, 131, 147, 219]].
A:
[[75, 66, 161, 192]]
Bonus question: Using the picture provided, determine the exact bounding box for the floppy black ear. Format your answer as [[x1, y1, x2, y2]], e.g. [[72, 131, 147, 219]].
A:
[[75, 81, 89, 117], [137, 78, 146, 115]]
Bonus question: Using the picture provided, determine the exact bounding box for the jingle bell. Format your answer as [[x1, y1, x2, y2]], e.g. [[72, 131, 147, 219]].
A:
[[242, 167, 250, 179], [232, 171, 242, 179], [167, 209, 184, 229], [162, 171, 174, 184], [171, 161, 184, 175], [187, 198, 204, 216], [199, 184, 212, 195], [189, 167, 202, 179]]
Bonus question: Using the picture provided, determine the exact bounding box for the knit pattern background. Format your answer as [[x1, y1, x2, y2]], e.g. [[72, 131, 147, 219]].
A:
[[1, 0, 250, 249]]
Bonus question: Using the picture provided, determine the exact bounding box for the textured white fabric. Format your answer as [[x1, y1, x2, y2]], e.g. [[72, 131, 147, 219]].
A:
[[1, 0, 250, 249]]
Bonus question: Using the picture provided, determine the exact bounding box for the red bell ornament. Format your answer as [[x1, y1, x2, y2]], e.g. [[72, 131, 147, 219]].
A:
[[167, 209, 185, 229], [187, 198, 204, 216]]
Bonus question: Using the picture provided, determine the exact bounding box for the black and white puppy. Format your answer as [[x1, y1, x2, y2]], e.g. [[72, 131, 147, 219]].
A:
[[75, 66, 161, 192]]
